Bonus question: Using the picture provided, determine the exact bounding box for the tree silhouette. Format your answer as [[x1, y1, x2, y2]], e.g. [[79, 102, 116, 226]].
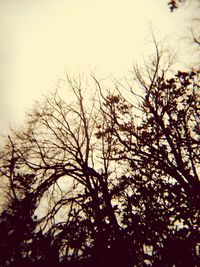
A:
[[0, 44, 199, 267], [94, 47, 200, 265]]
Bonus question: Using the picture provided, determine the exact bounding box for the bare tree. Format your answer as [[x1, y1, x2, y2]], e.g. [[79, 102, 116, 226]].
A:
[[0, 75, 131, 266]]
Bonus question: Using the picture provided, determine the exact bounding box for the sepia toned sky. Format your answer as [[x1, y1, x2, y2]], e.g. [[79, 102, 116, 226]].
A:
[[0, 0, 194, 134]]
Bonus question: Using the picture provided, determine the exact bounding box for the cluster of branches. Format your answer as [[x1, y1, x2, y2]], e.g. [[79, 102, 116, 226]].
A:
[[0, 3, 199, 267], [0, 40, 199, 267]]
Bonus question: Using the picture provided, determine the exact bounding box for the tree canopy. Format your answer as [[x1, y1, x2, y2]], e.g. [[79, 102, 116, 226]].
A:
[[0, 4, 200, 267], [0, 50, 199, 267]]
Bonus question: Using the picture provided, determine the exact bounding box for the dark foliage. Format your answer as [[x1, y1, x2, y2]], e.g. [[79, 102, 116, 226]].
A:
[[0, 63, 199, 266]]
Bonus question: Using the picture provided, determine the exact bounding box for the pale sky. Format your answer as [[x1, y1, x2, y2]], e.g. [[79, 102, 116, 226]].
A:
[[0, 0, 194, 134]]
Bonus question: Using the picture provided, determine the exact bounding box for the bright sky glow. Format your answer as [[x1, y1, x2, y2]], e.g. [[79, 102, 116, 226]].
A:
[[0, 0, 194, 134]]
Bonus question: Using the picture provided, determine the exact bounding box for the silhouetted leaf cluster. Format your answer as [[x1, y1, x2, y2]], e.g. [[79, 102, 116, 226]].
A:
[[168, 0, 185, 12]]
